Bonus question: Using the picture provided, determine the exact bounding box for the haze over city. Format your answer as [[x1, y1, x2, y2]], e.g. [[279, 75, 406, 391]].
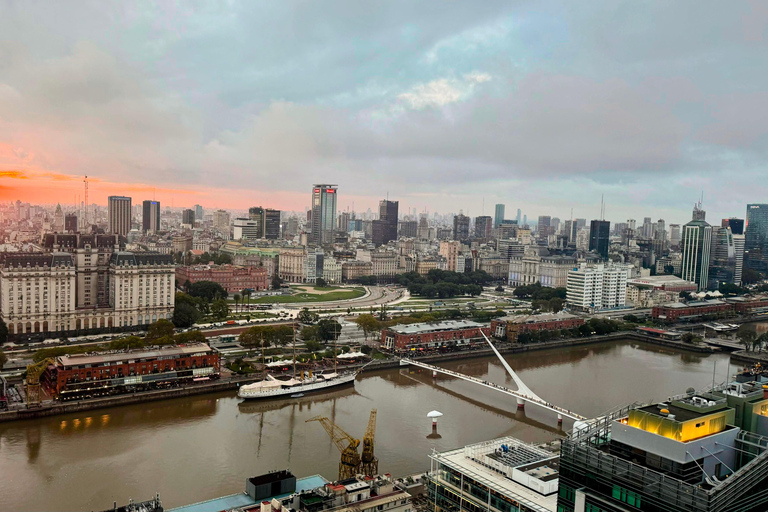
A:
[[2, 2, 767, 221]]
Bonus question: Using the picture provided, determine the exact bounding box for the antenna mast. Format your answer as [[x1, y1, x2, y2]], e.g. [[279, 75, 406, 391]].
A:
[[83, 176, 88, 226]]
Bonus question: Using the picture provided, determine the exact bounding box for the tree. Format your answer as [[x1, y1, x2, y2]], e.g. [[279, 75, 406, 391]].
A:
[[211, 299, 229, 320], [681, 332, 703, 344], [110, 336, 146, 350], [174, 330, 207, 344], [297, 308, 319, 324], [305, 339, 323, 352], [173, 301, 200, 328], [355, 314, 380, 340], [233, 293, 241, 314], [0, 318, 7, 345], [187, 281, 227, 301], [316, 277, 327, 288], [147, 319, 175, 340], [742, 268, 761, 285], [242, 289, 252, 310], [548, 298, 565, 313], [738, 325, 757, 352], [271, 274, 283, 290], [317, 318, 342, 342]]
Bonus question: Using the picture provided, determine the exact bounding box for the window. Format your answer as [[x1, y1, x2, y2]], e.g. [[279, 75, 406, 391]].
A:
[[612, 485, 641, 508], [559, 484, 575, 503], [585, 504, 605, 512]]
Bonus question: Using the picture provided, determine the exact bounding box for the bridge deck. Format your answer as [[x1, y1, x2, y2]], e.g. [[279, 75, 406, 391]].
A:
[[401, 358, 586, 421]]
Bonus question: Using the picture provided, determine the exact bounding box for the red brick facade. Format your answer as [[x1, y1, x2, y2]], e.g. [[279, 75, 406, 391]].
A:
[[732, 299, 768, 314], [652, 302, 733, 321], [381, 322, 491, 352], [491, 315, 584, 342], [45, 345, 220, 400], [176, 264, 268, 293]]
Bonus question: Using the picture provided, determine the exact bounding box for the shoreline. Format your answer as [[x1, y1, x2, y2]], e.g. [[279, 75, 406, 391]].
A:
[[0, 331, 715, 424]]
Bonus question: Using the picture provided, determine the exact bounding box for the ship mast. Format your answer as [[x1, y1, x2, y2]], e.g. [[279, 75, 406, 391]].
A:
[[293, 322, 297, 380], [334, 318, 338, 374]]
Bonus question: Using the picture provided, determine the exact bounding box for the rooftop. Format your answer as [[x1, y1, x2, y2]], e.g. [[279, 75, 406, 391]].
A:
[[58, 343, 212, 368], [498, 312, 579, 324], [659, 299, 728, 309], [388, 320, 485, 334], [168, 475, 327, 512]]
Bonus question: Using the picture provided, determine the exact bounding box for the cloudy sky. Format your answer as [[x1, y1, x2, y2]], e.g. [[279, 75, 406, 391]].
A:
[[1, 1, 767, 224]]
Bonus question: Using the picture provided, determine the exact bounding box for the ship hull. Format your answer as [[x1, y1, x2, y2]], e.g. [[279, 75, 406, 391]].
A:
[[237, 373, 357, 400]]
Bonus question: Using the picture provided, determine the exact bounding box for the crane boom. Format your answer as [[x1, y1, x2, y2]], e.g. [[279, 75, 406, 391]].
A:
[[362, 409, 377, 462], [25, 358, 57, 407], [306, 415, 362, 480]]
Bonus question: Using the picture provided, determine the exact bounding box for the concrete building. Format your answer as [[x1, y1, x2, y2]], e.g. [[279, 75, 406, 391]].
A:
[[279, 248, 307, 283], [508, 247, 576, 288], [709, 226, 737, 289], [626, 275, 698, 308], [558, 384, 768, 512], [681, 204, 712, 291], [342, 260, 372, 282], [566, 263, 632, 312], [428, 437, 560, 512], [322, 256, 342, 284], [109, 252, 176, 328], [669, 223, 682, 246], [213, 209, 231, 238], [652, 299, 733, 321], [142, 200, 160, 234], [310, 184, 338, 245], [474, 215, 493, 240], [107, 196, 132, 236], [370, 252, 400, 282], [233, 218, 262, 240], [372, 200, 398, 246], [453, 213, 470, 242], [439, 241, 461, 272]]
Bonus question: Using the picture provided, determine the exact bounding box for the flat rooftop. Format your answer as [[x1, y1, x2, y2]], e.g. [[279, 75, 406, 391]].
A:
[[388, 320, 485, 334], [58, 343, 212, 368], [498, 313, 579, 324], [168, 475, 327, 512], [659, 299, 728, 309]]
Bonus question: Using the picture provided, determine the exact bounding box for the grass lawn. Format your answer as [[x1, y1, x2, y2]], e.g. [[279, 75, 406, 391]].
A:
[[252, 287, 366, 303]]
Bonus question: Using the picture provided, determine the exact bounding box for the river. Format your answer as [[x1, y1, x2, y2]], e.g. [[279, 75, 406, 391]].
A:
[[0, 339, 744, 512]]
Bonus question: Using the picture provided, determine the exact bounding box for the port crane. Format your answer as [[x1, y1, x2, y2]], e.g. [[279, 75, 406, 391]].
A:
[[25, 358, 56, 408], [360, 409, 378, 477], [306, 415, 362, 480]]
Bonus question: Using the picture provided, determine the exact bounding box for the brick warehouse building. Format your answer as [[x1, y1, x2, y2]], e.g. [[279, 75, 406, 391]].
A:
[[491, 313, 584, 342], [176, 264, 268, 293], [381, 320, 490, 352], [652, 299, 734, 322], [43, 343, 220, 401]]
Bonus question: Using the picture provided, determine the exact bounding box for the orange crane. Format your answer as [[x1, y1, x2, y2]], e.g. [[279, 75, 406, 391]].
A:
[[306, 415, 362, 480], [360, 409, 378, 477]]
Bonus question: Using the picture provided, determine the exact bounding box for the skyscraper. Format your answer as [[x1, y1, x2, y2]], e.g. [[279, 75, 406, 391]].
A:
[[194, 204, 203, 220], [722, 217, 744, 235], [494, 204, 505, 228], [310, 184, 337, 245], [248, 207, 265, 236], [669, 224, 681, 245], [474, 216, 492, 240], [264, 208, 281, 239], [681, 204, 712, 291], [745, 204, 768, 251], [107, 196, 132, 236], [537, 216, 551, 239], [453, 213, 470, 241], [516, 209, 522, 224], [734, 234, 745, 285], [708, 226, 736, 289], [64, 214, 78, 233], [588, 220, 611, 260], [182, 208, 196, 227], [372, 199, 399, 246], [142, 200, 160, 233]]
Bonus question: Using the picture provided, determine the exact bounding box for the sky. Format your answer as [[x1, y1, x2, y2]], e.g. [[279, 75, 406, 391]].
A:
[[0, 1, 767, 225]]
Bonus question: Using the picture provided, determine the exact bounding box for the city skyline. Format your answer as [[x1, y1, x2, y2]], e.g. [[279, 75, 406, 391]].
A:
[[1, 3, 767, 221]]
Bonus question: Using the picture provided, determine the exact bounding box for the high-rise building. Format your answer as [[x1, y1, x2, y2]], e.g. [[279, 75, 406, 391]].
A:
[[372, 200, 398, 246], [516, 209, 522, 224], [213, 209, 231, 236], [474, 216, 492, 240], [453, 213, 470, 242], [734, 234, 745, 286], [641, 216, 654, 238], [107, 196, 132, 236], [551, 217, 561, 235], [669, 224, 681, 245], [64, 214, 78, 233], [398, 220, 417, 238], [142, 200, 161, 233], [233, 218, 261, 240], [194, 204, 203, 220], [746, 204, 768, 252], [310, 184, 337, 245], [722, 217, 745, 235], [494, 204, 505, 229], [537, 216, 551, 239], [681, 204, 712, 291], [588, 220, 611, 260], [627, 218, 637, 231], [264, 208, 281, 239], [566, 262, 632, 312], [709, 226, 736, 289], [182, 209, 196, 228]]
